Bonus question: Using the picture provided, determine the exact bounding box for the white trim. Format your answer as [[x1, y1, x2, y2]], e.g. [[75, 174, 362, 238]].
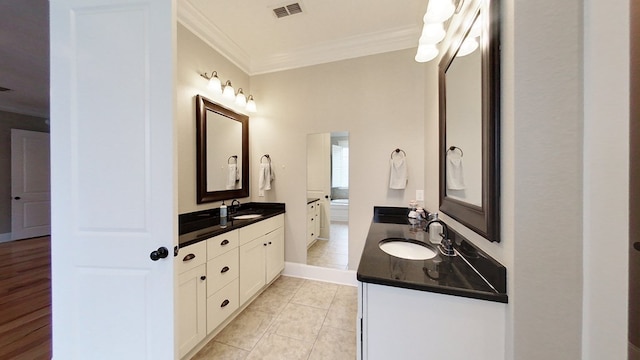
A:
[[177, 1, 421, 75], [0, 233, 12, 243], [283, 261, 358, 287]]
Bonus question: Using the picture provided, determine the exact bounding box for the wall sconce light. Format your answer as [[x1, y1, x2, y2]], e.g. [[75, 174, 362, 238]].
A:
[[199, 70, 258, 113], [222, 80, 235, 100], [246, 95, 257, 113], [200, 71, 222, 94]]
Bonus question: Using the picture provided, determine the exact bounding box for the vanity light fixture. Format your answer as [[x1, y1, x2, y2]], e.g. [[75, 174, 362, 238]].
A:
[[457, 37, 479, 57], [415, 44, 439, 63], [200, 71, 222, 94], [419, 22, 446, 45], [423, 0, 455, 24], [222, 80, 235, 100], [235, 88, 247, 107], [246, 95, 257, 113]]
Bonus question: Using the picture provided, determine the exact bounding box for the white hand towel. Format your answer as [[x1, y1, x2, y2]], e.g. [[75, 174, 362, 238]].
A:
[[226, 164, 237, 189], [258, 163, 273, 196], [389, 156, 408, 189], [446, 156, 466, 190]]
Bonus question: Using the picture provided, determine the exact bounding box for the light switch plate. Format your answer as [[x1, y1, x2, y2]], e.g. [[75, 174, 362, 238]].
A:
[[416, 190, 424, 201]]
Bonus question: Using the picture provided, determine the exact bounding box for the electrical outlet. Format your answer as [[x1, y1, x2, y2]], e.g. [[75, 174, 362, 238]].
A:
[[416, 190, 424, 201]]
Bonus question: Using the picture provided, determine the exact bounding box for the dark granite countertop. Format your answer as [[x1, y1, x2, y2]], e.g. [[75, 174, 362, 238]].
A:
[[178, 202, 285, 248], [357, 206, 508, 303]]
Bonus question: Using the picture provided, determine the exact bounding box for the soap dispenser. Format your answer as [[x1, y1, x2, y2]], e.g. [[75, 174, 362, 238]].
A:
[[220, 201, 228, 228], [428, 213, 443, 244]]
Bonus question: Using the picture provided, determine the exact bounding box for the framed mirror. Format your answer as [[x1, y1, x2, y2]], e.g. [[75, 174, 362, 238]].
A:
[[196, 95, 249, 203], [438, 0, 500, 242]]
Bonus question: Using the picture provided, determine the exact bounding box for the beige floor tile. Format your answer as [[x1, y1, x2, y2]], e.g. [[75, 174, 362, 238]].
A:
[[291, 280, 338, 309], [245, 332, 314, 360], [214, 308, 275, 350], [270, 302, 328, 342], [191, 341, 249, 360], [268, 275, 305, 295], [308, 326, 357, 360], [248, 284, 294, 315]]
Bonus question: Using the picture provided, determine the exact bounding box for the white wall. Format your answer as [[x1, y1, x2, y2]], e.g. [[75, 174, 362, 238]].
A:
[[583, 0, 629, 358], [250, 50, 425, 268]]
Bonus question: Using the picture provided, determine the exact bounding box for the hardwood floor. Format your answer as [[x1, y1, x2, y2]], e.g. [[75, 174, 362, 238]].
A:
[[0, 236, 51, 360]]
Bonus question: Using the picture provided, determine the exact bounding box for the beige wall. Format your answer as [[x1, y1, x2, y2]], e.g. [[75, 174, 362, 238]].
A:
[[250, 50, 425, 268], [177, 23, 252, 214], [0, 111, 49, 235]]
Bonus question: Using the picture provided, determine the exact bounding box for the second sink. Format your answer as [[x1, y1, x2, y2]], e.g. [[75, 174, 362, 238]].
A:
[[233, 214, 263, 220], [379, 238, 437, 260]]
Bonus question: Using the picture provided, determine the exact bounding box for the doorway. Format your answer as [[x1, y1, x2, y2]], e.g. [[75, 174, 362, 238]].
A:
[[306, 132, 349, 270]]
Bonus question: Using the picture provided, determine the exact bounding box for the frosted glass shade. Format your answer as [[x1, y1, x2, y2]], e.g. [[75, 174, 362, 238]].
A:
[[423, 0, 455, 24], [419, 23, 446, 45], [207, 75, 222, 94], [457, 37, 479, 57], [415, 44, 439, 62], [222, 81, 235, 100]]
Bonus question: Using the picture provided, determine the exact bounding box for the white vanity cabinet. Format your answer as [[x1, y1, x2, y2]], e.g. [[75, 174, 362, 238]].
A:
[[206, 230, 239, 333], [176, 241, 207, 358], [239, 215, 285, 304], [358, 282, 506, 360], [306, 201, 320, 247]]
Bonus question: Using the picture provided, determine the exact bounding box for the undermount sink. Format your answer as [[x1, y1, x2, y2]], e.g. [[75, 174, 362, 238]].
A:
[[378, 238, 437, 260], [232, 214, 263, 220]]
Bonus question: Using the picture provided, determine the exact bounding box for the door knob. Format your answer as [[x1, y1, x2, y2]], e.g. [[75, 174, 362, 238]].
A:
[[634, 242, 640, 252], [13, 196, 21, 200], [150, 246, 169, 261]]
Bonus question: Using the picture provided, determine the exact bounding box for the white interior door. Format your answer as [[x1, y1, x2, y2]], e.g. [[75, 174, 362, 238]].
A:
[[11, 129, 50, 240], [50, 0, 177, 358], [307, 133, 331, 239]]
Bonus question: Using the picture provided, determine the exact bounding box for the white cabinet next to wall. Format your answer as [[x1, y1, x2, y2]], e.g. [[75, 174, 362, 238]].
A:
[[306, 200, 320, 248], [239, 215, 285, 305]]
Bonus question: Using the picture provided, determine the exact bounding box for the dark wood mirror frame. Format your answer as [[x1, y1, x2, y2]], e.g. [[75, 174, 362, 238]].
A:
[[438, 0, 501, 242], [196, 95, 249, 203]]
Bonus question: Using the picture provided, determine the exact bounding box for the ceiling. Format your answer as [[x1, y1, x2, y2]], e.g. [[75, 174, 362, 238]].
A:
[[0, 0, 427, 118]]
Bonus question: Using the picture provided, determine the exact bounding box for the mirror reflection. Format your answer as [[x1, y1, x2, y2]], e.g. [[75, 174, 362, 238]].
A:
[[196, 95, 249, 203], [206, 109, 243, 191], [445, 13, 482, 207], [306, 132, 349, 270]]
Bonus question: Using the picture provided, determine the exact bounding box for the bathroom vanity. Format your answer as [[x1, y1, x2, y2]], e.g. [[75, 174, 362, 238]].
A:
[[176, 203, 285, 358], [357, 207, 507, 360]]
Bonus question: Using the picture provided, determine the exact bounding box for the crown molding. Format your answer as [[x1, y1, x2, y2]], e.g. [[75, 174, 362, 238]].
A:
[[177, 0, 252, 74], [178, 1, 422, 75]]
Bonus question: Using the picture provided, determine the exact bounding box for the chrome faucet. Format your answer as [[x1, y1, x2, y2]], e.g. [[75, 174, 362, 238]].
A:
[[425, 219, 455, 257], [230, 199, 241, 214]]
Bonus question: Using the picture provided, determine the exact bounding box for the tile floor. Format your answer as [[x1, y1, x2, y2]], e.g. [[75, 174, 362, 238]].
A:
[[192, 276, 358, 360], [307, 222, 349, 270]]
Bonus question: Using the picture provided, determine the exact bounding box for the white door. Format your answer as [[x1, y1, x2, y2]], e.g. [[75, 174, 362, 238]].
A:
[[307, 133, 331, 239], [11, 129, 50, 240], [50, 0, 177, 359]]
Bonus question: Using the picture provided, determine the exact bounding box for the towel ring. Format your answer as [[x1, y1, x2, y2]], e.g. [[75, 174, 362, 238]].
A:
[[227, 155, 238, 164], [447, 146, 464, 157], [261, 154, 271, 164], [390, 148, 406, 159]]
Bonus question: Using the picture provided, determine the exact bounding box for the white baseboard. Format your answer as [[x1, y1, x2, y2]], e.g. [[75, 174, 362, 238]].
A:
[[283, 262, 358, 287], [0, 233, 12, 243]]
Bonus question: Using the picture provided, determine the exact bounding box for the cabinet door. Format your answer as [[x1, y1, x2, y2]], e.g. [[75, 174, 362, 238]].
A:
[[177, 264, 206, 358], [265, 227, 285, 283], [239, 237, 266, 305]]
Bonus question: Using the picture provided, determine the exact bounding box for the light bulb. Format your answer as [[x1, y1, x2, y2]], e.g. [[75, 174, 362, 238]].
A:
[[423, 0, 455, 24], [419, 23, 446, 45], [235, 88, 247, 107], [457, 37, 479, 57], [246, 95, 257, 113], [222, 80, 235, 100], [415, 44, 439, 62], [207, 72, 222, 94]]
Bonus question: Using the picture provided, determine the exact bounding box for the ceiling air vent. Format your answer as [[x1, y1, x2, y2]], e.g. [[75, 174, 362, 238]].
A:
[[273, 3, 303, 18]]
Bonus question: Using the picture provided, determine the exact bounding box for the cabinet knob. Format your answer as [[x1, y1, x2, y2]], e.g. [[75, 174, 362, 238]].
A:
[[268, 242, 272, 245], [263, 243, 267, 246], [200, 275, 206, 281], [221, 299, 230, 308], [13, 196, 21, 200], [221, 239, 229, 246], [634, 242, 640, 252], [221, 266, 230, 273]]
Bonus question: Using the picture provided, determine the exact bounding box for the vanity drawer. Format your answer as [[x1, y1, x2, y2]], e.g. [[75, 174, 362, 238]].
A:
[[239, 215, 284, 245], [176, 241, 206, 274], [207, 229, 239, 260], [207, 278, 239, 334], [207, 248, 239, 296]]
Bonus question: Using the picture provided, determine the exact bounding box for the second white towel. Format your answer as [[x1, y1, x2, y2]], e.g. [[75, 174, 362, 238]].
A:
[[446, 156, 466, 190], [226, 164, 238, 189], [389, 156, 408, 189], [258, 163, 275, 196]]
